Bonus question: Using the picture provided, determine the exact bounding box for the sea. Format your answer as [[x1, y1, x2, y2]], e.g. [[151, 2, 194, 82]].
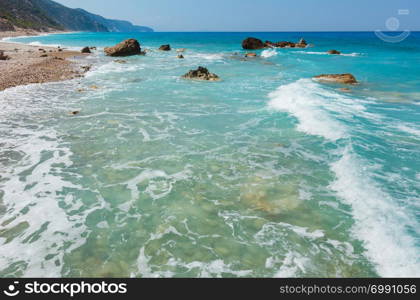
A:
[[0, 32, 419, 277]]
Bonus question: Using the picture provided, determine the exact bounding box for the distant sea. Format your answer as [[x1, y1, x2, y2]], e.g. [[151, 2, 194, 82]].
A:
[[0, 32, 419, 277]]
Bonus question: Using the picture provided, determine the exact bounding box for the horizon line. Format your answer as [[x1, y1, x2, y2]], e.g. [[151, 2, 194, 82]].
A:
[[121, 30, 420, 33]]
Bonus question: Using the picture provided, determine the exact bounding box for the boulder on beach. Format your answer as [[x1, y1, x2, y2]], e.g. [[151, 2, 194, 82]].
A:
[[328, 50, 341, 55], [104, 39, 142, 57], [242, 37, 265, 50], [314, 74, 358, 85], [159, 44, 171, 51], [182, 67, 220, 81], [0, 50, 10, 61], [81, 47, 91, 54]]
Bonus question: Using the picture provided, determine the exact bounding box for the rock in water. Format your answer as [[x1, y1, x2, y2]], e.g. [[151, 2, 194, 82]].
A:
[[314, 74, 358, 85], [182, 67, 220, 81], [245, 52, 257, 57], [339, 88, 352, 92], [177, 54, 184, 59], [242, 37, 265, 50], [159, 44, 171, 51], [81, 47, 91, 54], [328, 50, 341, 55], [104, 39, 142, 57], [265, 39, 309, 48], [296, 38, 308, 48]]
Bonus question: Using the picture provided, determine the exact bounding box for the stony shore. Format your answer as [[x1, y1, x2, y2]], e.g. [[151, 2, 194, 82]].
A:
[[0, 31, 88, 91]]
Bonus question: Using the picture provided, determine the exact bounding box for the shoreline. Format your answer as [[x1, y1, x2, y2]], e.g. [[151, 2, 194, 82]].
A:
[[0, 30, 88, 91]]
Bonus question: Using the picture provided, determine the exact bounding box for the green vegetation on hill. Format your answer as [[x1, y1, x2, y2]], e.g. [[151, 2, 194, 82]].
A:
[[0, 0, 153, 32], [0, 0, 63, 30]]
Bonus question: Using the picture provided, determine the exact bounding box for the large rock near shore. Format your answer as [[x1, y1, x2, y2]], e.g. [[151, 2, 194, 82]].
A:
[[182, 67, 220, 81], [159, 44, 171, 51], [242, 37, 265, 50], [104, 39, 142, 57], [314, 74, 358, 85], [81, 47, 91, 54]]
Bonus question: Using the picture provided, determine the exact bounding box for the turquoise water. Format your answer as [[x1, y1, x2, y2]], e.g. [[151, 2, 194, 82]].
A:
[[0, 32, 419, 277]]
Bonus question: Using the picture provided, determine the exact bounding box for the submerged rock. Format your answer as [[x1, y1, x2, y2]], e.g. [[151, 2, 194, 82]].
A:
[[177, 48, 186, 53], [328, 50, 341, 55], [240, 176, 301, 215], [314, 73, 358, 85], [104, 39, 142, 57], [81, 65, 91, 72], [159, 44, 171, 51], [245, 52, 258, 57], [339, 88, 352, 93], [114, 59, 127, 64], [81, 47, 91, 54], [182, 66, 220, 81], [242, 37, 265, 50]]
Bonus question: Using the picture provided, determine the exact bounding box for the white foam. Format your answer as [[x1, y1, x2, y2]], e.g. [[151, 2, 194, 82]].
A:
[[261, 49, 278, 58], [0, 82, 91, 277], [135, 249, 253, 278], [396, 124, 420, 138], [295, 51, 362, 57], [268, 79, 420, 277], [187, 52, 225, 62], [268, 79, 348, 141], [85, 61, 142, 77], [330, 147, 420, 277], [274, 252, 310, 278]]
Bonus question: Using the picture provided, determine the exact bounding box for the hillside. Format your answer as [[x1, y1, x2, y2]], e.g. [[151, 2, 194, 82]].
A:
[[0, 0, 153, 32]]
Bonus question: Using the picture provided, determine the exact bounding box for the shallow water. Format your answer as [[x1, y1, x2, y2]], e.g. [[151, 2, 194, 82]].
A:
[[0, 32, 419, 277]]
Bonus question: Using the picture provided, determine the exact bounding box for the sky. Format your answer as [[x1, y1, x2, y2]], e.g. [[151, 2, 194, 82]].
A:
[[54, 0, 420, 32]]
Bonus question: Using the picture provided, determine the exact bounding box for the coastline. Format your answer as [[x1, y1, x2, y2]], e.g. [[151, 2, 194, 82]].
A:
[[0, 30, 88, 91]]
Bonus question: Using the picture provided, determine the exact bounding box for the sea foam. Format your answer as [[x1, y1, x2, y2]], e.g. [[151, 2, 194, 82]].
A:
[[268, 79, 348, 141], [268, 79, 420, 277]]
